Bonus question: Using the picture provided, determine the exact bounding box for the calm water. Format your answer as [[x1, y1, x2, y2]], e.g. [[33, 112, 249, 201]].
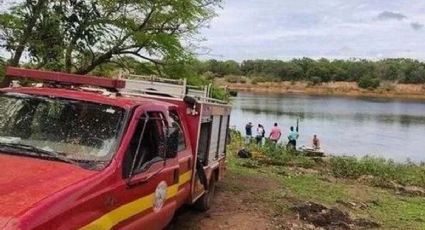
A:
[[230, 92, 425, 162]]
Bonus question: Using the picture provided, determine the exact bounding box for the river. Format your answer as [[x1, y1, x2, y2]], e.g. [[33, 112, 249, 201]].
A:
[[230, 92, 425, 162]]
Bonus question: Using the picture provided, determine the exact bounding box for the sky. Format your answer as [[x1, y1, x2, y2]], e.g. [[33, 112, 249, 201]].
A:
[[199, 0, 425, 61], [2, 0, 425, 62]]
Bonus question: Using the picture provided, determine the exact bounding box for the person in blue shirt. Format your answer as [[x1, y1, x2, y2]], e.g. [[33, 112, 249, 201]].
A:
[[287, 126, 299, 150]]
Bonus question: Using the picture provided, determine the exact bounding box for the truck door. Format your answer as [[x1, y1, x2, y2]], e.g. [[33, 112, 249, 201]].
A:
[[117, 110, 180, 230], [168, 110, 192, 206]]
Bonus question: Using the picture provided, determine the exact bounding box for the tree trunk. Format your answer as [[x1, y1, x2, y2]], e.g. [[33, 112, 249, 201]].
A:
[[2, 0, 48, 87], [9, 0, 49, 67], [65, 36, 79, 73]]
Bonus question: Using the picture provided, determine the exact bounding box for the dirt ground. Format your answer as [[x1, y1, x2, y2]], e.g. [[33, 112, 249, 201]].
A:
[[166, 171, 287, 230]]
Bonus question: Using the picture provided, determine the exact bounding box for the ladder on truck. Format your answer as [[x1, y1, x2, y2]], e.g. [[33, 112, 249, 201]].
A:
[[118, 72, 227, 104]]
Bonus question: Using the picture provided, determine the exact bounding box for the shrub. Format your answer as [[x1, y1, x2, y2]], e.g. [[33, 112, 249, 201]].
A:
[[310, 76, 322, 86], [210, 85, 229, 101], [224, 75, 247, 83], [358, 75, 380, 89], [251, 76, 268, 85], [330, 156, 425, 188], [0, 59, 5, 82], [224, 75, 240, 83], [202, 71, 216, 81], [380, 81, 396, 92]]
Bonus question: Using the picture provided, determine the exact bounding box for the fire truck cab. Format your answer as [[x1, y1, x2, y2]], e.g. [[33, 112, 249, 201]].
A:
[[0, 67, 231, 230]]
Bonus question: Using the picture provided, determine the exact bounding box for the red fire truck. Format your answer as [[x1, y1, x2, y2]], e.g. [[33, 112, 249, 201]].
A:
[[0, 67, 231, 230]]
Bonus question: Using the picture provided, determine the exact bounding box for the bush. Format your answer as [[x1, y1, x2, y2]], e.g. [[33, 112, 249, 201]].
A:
[[380, 81, 396, 92], [224, 75, 246, 83], [358, 75, 380, 89], [251, 76, 268, 85], [310, 76, 322, 86], [202, 71, 217, 81], [224, 75, 238, 83], [210, 85, 229, 101], [0, 58, 5, 82], [330, 156, 425, 188]]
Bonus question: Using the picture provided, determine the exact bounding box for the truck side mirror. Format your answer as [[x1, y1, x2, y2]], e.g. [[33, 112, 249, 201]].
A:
[[165, 126, 179, 158]]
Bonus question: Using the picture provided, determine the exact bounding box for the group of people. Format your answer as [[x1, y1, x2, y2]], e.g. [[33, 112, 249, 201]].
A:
[[245, 122, 320, 150]]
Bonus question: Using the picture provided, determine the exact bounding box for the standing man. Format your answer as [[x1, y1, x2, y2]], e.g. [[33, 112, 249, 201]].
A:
[[269, 123, 282, 144], [245, 122, 253, 144], [287, 126, 299, 150], [255, 124, 265, 145]]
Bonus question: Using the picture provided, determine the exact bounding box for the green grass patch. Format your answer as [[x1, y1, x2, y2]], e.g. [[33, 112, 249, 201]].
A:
[[225, 131, 425, 229], [330, 156, 425, 188], [280, 173, 346, 205]]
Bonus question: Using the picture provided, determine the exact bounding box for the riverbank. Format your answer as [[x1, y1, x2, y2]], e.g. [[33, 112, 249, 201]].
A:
[[218, 80, 425, 100], [170, 132, 425, 229]]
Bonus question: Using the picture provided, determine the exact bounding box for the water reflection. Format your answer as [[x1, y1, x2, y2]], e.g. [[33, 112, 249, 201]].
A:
[[240, 108, 425, 126], [231, 92, 425, 162]]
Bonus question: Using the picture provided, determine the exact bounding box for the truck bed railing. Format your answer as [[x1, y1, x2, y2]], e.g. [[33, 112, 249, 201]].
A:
[[118, 72, 227, 104]]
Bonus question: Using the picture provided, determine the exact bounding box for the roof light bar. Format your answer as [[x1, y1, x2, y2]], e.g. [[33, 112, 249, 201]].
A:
[[6, 67, 125, 89]]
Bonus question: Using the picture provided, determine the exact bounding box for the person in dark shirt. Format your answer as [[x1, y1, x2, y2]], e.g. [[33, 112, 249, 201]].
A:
[[245, 122, 253, 144], [255, 124, 265, 145]]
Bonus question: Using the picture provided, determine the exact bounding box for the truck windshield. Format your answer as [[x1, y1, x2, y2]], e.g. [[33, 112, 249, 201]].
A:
[[0, 92, 126, 169]]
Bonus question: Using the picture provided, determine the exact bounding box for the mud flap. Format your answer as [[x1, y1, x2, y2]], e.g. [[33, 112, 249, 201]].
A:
[[196, 158, 208, 191]]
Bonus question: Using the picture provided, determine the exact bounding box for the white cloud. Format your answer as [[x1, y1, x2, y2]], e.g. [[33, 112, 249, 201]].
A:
[[199, 0, 425, 61]]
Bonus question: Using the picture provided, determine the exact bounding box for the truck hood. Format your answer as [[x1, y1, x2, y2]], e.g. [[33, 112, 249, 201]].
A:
[[0, 154, 96, 218]]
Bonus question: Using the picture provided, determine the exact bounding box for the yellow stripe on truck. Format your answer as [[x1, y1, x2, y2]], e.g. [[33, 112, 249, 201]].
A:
[[80, 170, 192, 230], [178, 170, 192, 186]]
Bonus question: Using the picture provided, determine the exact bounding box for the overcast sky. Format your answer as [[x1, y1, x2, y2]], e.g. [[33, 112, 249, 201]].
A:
[[1, 1, 425, 62], [199, 0, 425, 61]]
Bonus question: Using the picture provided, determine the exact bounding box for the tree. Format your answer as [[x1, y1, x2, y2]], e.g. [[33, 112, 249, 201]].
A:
[[277, 62, 303, 81], [406, 66, 425, 84], [358, 75, 380, 89], [0, 0, 222, 75], [0, 0, 50, 67], [0, 57, 5, 81]]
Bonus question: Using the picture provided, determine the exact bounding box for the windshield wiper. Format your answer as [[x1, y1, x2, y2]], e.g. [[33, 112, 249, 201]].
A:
[[0, 142, 77, 165]]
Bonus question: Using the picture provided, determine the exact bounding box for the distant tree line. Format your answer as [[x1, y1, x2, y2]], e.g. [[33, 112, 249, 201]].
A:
[[194, 58, 425, 89]]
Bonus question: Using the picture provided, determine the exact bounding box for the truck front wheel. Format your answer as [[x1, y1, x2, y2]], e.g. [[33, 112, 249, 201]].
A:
[[195, 176, 216, 211]]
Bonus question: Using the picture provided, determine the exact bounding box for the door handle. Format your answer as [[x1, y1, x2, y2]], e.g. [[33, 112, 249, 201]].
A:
[[173, 169, 179, 184], [188, 158, 192, 169]]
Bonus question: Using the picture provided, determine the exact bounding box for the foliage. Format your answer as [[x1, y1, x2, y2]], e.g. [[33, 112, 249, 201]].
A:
[[0, 58, 4, 81], [310, 76, 322, 86], [238, 139, 316, 169], [194, 58, 425, 85], [227, 132, 425, 229], [229, 131, 425, 189], [358, 75, 380, 89], [224, 75, 245, 83], [0, 0, 222, 74], [330, 156, 425, 188]]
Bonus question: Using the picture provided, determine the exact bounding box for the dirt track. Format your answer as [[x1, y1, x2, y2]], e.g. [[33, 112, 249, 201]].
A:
[[166, 171, 278, 230]]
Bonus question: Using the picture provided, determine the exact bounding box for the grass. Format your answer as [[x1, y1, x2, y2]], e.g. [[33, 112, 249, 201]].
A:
[[330, 156, 425, 188], [226, 131, 425, 229], [231, 130, 425, 188]]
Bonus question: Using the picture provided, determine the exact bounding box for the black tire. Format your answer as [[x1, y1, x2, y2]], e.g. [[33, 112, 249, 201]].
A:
[[195, 176, 216, 211]]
